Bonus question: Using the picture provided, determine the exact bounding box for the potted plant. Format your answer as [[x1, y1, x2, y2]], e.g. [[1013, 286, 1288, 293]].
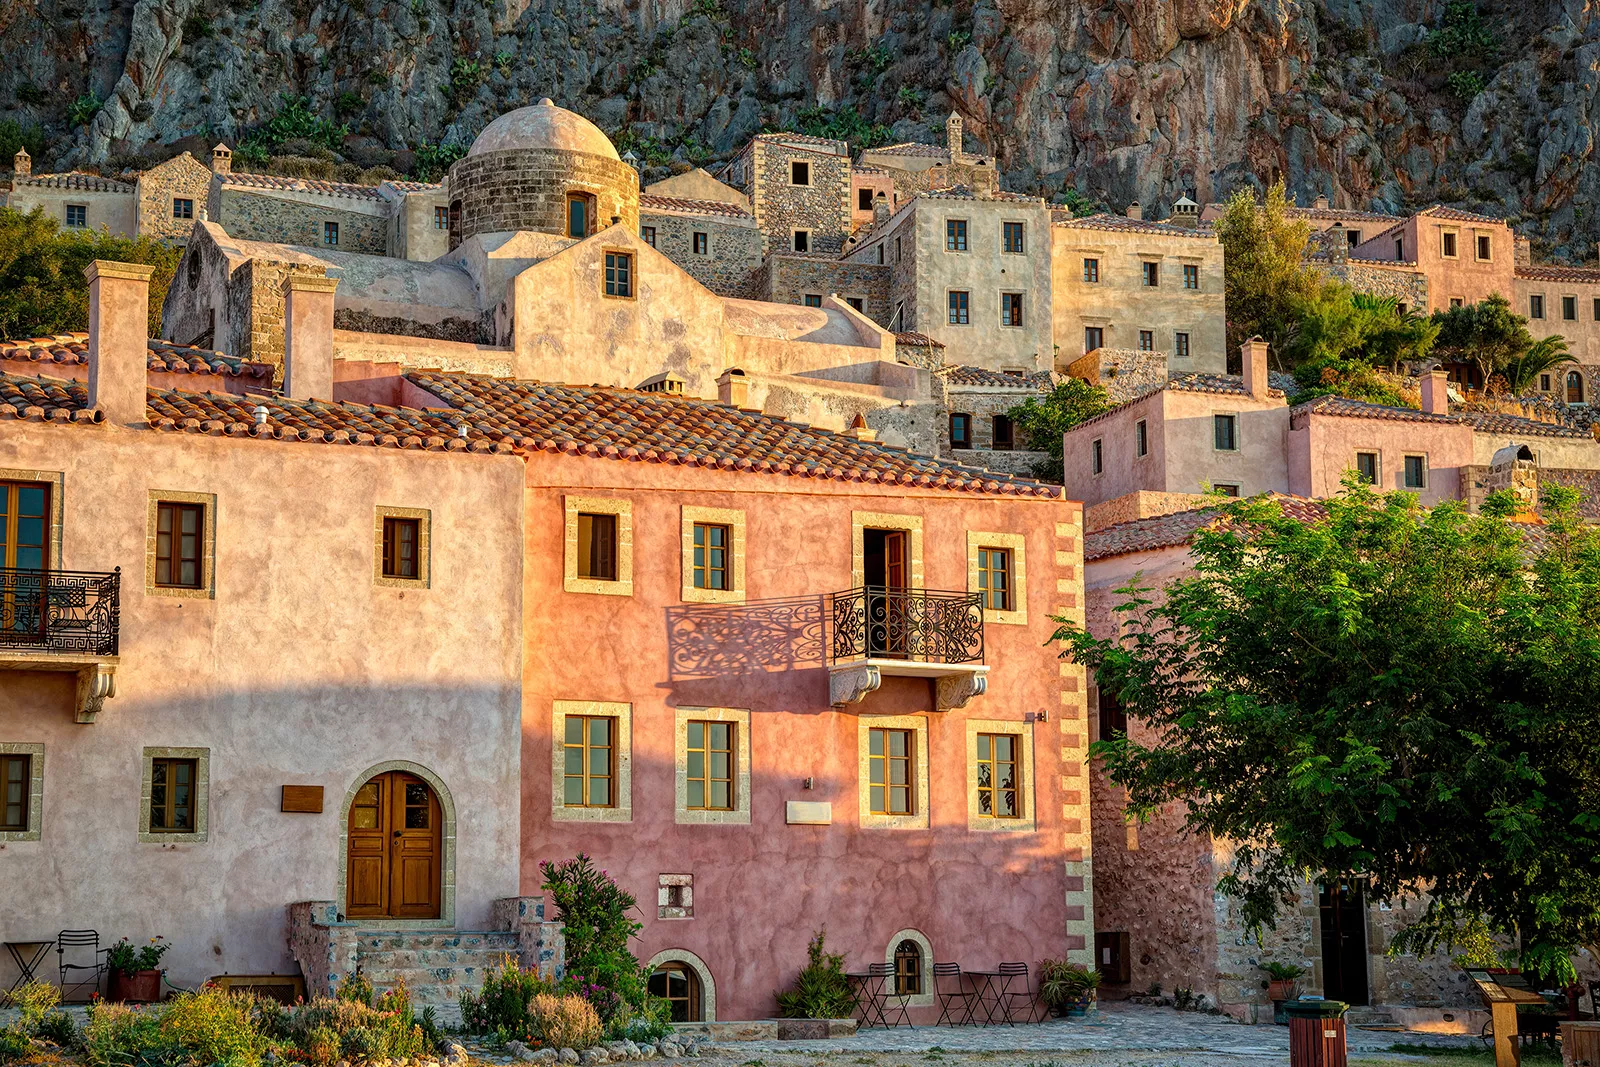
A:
[[107, 937, 170, 1003], [1259, 961, 1305, 1024], [1039, 958, 1101, 1018]]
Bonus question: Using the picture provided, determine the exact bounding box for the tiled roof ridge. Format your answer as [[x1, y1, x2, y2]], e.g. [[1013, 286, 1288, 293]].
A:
[[639, 193, 753, 219], [893, 331, 945, 347], [1085, 493, 1327, 561], [15, 171, 135, 193], [0, 334, 271, 379], [1051, 211, 1217, 238], [1286, 206, 1406, 224], [1515, 263, 1600, 282], [1292, 393, 1458, 423], [1346, 255, 1420, 268], [222, 171, 386, 200], [919, 185, 1038, 203]]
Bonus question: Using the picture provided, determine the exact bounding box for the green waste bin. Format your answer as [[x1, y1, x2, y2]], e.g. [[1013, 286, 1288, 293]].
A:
[[1286, 999, 1349, 1067]]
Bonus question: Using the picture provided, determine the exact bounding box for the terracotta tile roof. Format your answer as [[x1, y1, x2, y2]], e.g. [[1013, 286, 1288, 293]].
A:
[[920, 185, 1037, 203], [1167, 372, 1284, 398], [936, 365, 1045, 389], [1287, 206, 1405, 225], [1515, 264, 1600, 284], [0, 334, 272, 380], [1085, 495, 1327, 561], [14, 172, 134, 194], [639, 193, 753, 219], [870, 143, 950, 159], [852, 164, 889, 175], [408, 372, 1060, 496], [0, 375, 104, 424], [380, 180, 443, 192], [1459, 409, 1593, 439], [1346, 255, 1420, 268], [1291, 394, 1458, 424], [1052, 212, 1217, 239], [1421, 204, 1506, 225], [893, 332, 945, 348], [222, 172, 385, 201], [752, 132, 849, 154]]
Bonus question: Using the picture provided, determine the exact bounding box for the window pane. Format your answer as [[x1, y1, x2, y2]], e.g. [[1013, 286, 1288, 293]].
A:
[[590, 779, 610, 806], [687, 780, 705, 809], [710, 723, 729, 749], [870, 784, 885, 811], [710, 752, 730, 779], [352, 806, 378, 829], [405, 805, 427, 828], [564, 777, 584, 805], [565, 717, 584, 743], [888, 731, 907, 757], [996, 735, 1014, 760], [589, 718, 611, 746], [978, 734, 991, 760], [710, 781, 730, 809], [869, 729, 883, 756], [589, 748, 610, 775], [688, 721, 704, 749], [687, 751, 704, 779]]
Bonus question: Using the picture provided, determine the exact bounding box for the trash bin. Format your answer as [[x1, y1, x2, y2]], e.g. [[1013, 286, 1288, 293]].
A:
[[1286, 998, 1349, 1067]]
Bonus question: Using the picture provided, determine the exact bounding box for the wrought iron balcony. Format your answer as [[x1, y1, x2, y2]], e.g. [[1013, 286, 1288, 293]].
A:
[[0, 566, 121, 657], [828, 587, 989, 710]]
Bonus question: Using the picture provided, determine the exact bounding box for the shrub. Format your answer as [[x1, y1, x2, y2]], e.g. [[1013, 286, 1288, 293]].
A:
[[527, 994, 602, 1051], [67, 94, 102, 128], [160, 986, 275, 1067], [280, 992, 425, 1063], [336, 972, 375, 1007], [0, 1027, 32, 1064], [775, 929, 853, 1020], [459, 954, 553, 1037], [83, 1001, 170, 1067], [3, 980, 60, 1031], [35, 1012, 78, 1048]]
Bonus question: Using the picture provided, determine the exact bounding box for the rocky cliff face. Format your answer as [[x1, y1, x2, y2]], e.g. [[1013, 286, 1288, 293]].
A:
[[5, 0, 1598, 260]]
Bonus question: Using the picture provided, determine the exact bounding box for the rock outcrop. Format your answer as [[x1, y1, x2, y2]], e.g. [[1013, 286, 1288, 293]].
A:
[[4, 0, 1597, 259]]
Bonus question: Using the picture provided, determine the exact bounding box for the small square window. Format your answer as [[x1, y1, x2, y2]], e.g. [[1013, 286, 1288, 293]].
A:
[[155, 502, 205, 589], [578, 512, 619, 580], [1183, 264, 1199, 290], [976, 547, 1012, 612], [1404, 454, 1427, 489], [946, 218, 968, 251], [1097, 680, 1127, 740], [148, 757, 198, 833], [846, 296, 864, 312], [1001, 292, 1023, 327], [1563, 296, 1577, 321], [1213, 483, 1240, 497], [858, 188, 874, 211], [868, 728, 914, 815], [323, 221, 339, 246], [381, 516, 420, 579], [1091, 437, 1104, 476], [948, 290, 969, 325], [791, 160, 810, 186], [1141, 261, 1159, 287], [1175, 332, 1191, 360], [1540, 373, 1552, 392], [991, 414, 1014, 451], [1135, 419, 1148, 458], [435, 205, 449, 230], [1213, 413, 1238, 452], [1477, 234, 1492, 260], [562, 715, 615, 807], [173, 198, 194, 220], [1138, 330, 1154, 351], [803, 293, 823, 307], [692, 522, 731, 591], [1530, 294, 1545, 319], [1450, 297, 1464, 308], [1441, 231, 1457, 258], [692, 231, 708, 256], [1082, 258, 1100, 283], [1348, 229, 1363, 247], [686, 720, 734, 811], [975, 732, 1021, 818], [1003, 221, 1024, 254], [65, 205, 87, 228], [1355, 452, 1378, 485], [641, 225, 656, 247], [792, 230, 810, 253], [604, 251, 633, 297], [1085, 326, 1104, 353], [950, 413, 972, 449]]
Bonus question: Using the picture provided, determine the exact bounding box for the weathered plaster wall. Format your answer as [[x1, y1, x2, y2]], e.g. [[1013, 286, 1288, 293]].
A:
[[1286, 412, 1472, 506], [519, 452, 1089, 1021], [1514, 275, 1600, 366], [0, 420, 524, 991], [7, 184, 136, 236]]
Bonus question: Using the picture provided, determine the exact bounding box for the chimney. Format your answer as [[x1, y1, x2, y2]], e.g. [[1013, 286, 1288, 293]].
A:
[[1515, 235, 1532, 267], [843, 412, 878, 442], [1328, 222, 1348, 264], [1241, 337, 1269, 398], [1421, 368, 1450, 416], [11, 147, 30, 188], [281, 273, 339, 401], [1125, 201, 1142, 220], [1314, 193, 1330, 210], [211, 143, 232, 175], [85, 260, 156, 428], [873, 191, 891, 225], [945, 111, 963, 162], [717, 368, 749, 409]]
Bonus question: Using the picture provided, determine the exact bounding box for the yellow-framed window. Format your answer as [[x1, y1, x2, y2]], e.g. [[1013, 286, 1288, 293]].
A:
[[686, 720, 734, 811], [562, 715, 615, 807], [976, 732, 1020, 818], [976, 547, 1012, 612], [868, 727, 913, 815], [692, 522, 731, 591]]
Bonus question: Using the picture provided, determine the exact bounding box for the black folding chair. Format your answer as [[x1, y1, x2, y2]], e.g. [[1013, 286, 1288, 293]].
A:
[[1589, 981, 1600, 1019], [934, 962, 975, 1026], [869, 962, 912, 1028], [57, 930, 107, 1003], [997, 961, 1045, 1024]]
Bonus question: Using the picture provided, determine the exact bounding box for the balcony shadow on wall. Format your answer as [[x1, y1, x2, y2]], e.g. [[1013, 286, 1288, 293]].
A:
[[663, 595, 827, 686]]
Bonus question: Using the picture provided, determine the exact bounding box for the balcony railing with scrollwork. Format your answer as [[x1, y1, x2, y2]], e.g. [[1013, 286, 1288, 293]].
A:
[[830, 586, 984, 665], [0, 567, 121, 657]]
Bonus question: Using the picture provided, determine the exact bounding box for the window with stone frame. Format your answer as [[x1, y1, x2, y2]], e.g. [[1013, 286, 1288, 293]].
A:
[[381, 517, 420, 579], [1082, 257, 1100, 283], [2, 753, 31, 832], [66, 205, 87, 228], [949, 412, 972, 449], [1002, 221, 1025, 254], [323, 221, 339, 246], [604, 252, 634, 298], [685, 720, 734, 811], [155, 501, 205, 589], [691, 522, 731, 591], [563, 715, 616, 807], [1084, 325, 1104, 352], [1213, 413, 1238, 452], [148, 756, 199, 833], [1477, 233, 1492, 260], [566, 192, 594, 238], [1183, 264, 1199, 290], [894, 940, 924, 995], [1175, 332, 1191, 360], [948, 290, 970, 325], [791, 160, 810, 186], [641, 226, 656, 247], [1001, 292, 1023, 327], [803, 294, 823, 307], [1138, 330, 1153, 351], [1355, 451, 1378, 485], [1403, 454, 1427, 489], [792, 229, 810, 253], [1141, 261, 1159, 287], [946, 218, 968, 252], [1563, 296, 1577, 321], [975, 732, 1021, 819], [975, 547, 1012, 611], [577, 512, 619, 580], [846, 296, 864, 312], [868, 728, 914, 815], [692, 231, 708, 256], [173, 198, 194, 220], [1530, 294, 1545, 319], [1441, 230, 1458, 258]]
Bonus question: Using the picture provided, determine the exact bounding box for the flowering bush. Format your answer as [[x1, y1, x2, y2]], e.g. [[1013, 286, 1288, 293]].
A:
[[526, 993, 601, 1051], [106, 936, 172, 977], [0, 980, 77, 1063], [458, 954, 555, 1038]]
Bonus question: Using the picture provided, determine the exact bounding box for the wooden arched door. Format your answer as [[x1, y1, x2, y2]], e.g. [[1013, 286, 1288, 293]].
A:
[[346, 771, 442, 920]]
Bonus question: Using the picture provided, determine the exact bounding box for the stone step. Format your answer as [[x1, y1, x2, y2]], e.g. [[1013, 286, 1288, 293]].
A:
[[1346, 1008, 1400, 1027], [355, 947, 519, 969], [353, 931, 519, 953]]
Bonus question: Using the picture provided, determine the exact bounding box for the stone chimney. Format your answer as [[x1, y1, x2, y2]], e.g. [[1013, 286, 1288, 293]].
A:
[[1125, 201, 1142, 220], [1314, 194, 1330, 210], [11, 147, 30, 188], [1484, 443, 1538, 518], [281, 274, 339, 401], [945, 111, 963, 162], [1421, 368, 1450, 415], [717, 368, 750, 409], [1328, 222, 1348, 264], [1241, 337, 1269, 399], [1515, 235, 1532, 267], [872, 191, 891, 225], [843, 412, 877, 442], [85, 260, 156, 428], [1170, 195, 1199, 227], [211, 143, 232, 175]]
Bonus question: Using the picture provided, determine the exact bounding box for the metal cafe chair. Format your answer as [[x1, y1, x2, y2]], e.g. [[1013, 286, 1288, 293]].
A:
[[997, 961, 1046, 1024], [868, 962, 912, 1028], [57, 930, 107, 1003], [933, 962, 975, 1026]]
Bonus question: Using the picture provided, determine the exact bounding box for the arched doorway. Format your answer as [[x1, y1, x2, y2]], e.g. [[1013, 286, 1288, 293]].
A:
[[346, 770, 442, 920], [647, 962, 702, 1022], [1568, 371, 1586, 404]]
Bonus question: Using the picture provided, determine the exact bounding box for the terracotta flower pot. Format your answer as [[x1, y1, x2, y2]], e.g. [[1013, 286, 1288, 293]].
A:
[[110, 969, 162, 1003], [1267, 979, 1297, 1002]]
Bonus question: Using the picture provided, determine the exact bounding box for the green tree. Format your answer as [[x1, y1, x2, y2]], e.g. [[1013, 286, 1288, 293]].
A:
[[1005, 377, 1113, 482], [1052, 484, 1600, 983], [1430, 294, 1534, 392], [1500, 333, 1574, 396], [0, 207, 180, 340], [1212, 180, 1323, 360]]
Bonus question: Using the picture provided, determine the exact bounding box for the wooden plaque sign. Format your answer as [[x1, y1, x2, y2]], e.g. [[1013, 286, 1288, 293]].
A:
[[281, 785, 324, 813]]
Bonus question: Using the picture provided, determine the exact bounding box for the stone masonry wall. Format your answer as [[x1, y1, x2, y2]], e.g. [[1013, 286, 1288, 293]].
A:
[[640, 210, 762, 297], [888, 160, 1001, 199], [1461, 464, 1600, 519], [886, 215, 919, 331], [451, 148, 639, 242], [1322, 260, 1430, 308], [751, 140, 851, 255], [758, 254, 890, 322], [136, 154, 214, 243], [228, 257, 329, 376], [219, 189, 387, 253], [1056, 512, 1096, 967]]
